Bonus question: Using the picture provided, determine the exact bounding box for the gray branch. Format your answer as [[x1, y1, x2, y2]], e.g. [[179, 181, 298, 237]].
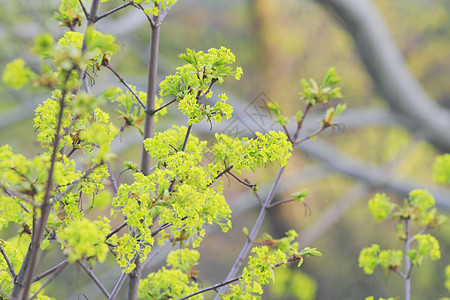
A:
[[317, 0, 450, 152]]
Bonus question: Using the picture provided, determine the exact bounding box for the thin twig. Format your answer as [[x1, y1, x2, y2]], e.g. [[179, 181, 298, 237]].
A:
[[141, 238, 171, 269], [79, 0, 89, 19], [294, 124, 329, 145], [106, 221, 128, 240], [198, 79, 217, 100], [153, 98, 176, 115], [135, 3, 156, 27], [181, 255, 302, 300], [267, 198, 295, 209], [215, 167, 286, 297], [181, 124, 193, 152], [392, 267, 406, 280], [227, 171, 256, 189], [0, 243, 16, 279], [109, 253, 139, 300], [104, 64, 146, 109], [78, 261, 111, 298], [0, 184, 39, 207], [33, 260, 68, 282], [29, 261, 67, 300], [209, 165, 234, 186], [158, 4, 175, 25], [178, 276, 241, 300], [293, 103, 312, 141], [282, 125, 293, 143], [51, 162, 104, 205], [95, 1, 135, 23], [20, 85, 70, 299]]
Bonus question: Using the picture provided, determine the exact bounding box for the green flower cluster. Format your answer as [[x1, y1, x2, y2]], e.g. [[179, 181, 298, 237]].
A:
[[160, 47, 242, 125], [139, 249, 201, 299], [359, 190, 446, 275], [211, 131, 292, 174]]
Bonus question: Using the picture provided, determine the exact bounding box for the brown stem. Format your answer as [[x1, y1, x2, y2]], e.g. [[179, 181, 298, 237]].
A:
[[293, 103, 312, 141], [294, 124, 329, 145], [227, 171, 256, 189]]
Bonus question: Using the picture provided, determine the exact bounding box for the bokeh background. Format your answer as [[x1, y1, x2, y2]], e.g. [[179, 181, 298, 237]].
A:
[[1, 0, 449, 299]]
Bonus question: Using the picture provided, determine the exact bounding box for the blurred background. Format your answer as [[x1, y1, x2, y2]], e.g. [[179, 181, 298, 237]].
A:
[[1, 0, 449, 299]]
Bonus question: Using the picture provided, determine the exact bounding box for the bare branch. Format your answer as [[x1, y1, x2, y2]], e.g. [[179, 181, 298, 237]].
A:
[[0, 184, 39, 208], [79, 0, 89, 19], [104, 63, 146, 109], [298, 139, 450, 210], [267, 197, 295, 209], [106, 221, 128, 240], [95, 1, 135, 23], [29, 261, 67, 300], [178, 276, 241, 300], [153, 98, 177, 115], [216, 167, 286, 296], [182, 255, 302, 300], [294, 123, 329, 145], [0, 244, 16, 279], [20, 85, 70, 298], [141, 238, 171, 269], [293, 103, 312, 141], [78, 261, 111, 299], [317, 0, 450, 152], [33, 260, 68, 282]]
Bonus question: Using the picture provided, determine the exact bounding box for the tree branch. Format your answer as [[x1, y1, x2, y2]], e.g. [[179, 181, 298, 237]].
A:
[[78, 261, 111, 299], [106, 220, 128, 240], [104, 63, 146, 109], [0, 244, 16, 279], [298, 138, 450, 210], [33, 260, 68, 282], [95, 1, 135, 23], [140, 17, 161, 175], [153, 98, 177, 115], [317, 0, 450, 152], [29, 261, 67, 300], [216, 167, 286, 297], [78, 0, 89, 19], [19, 87, 69, 299], [182, 255, 302, 300]]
